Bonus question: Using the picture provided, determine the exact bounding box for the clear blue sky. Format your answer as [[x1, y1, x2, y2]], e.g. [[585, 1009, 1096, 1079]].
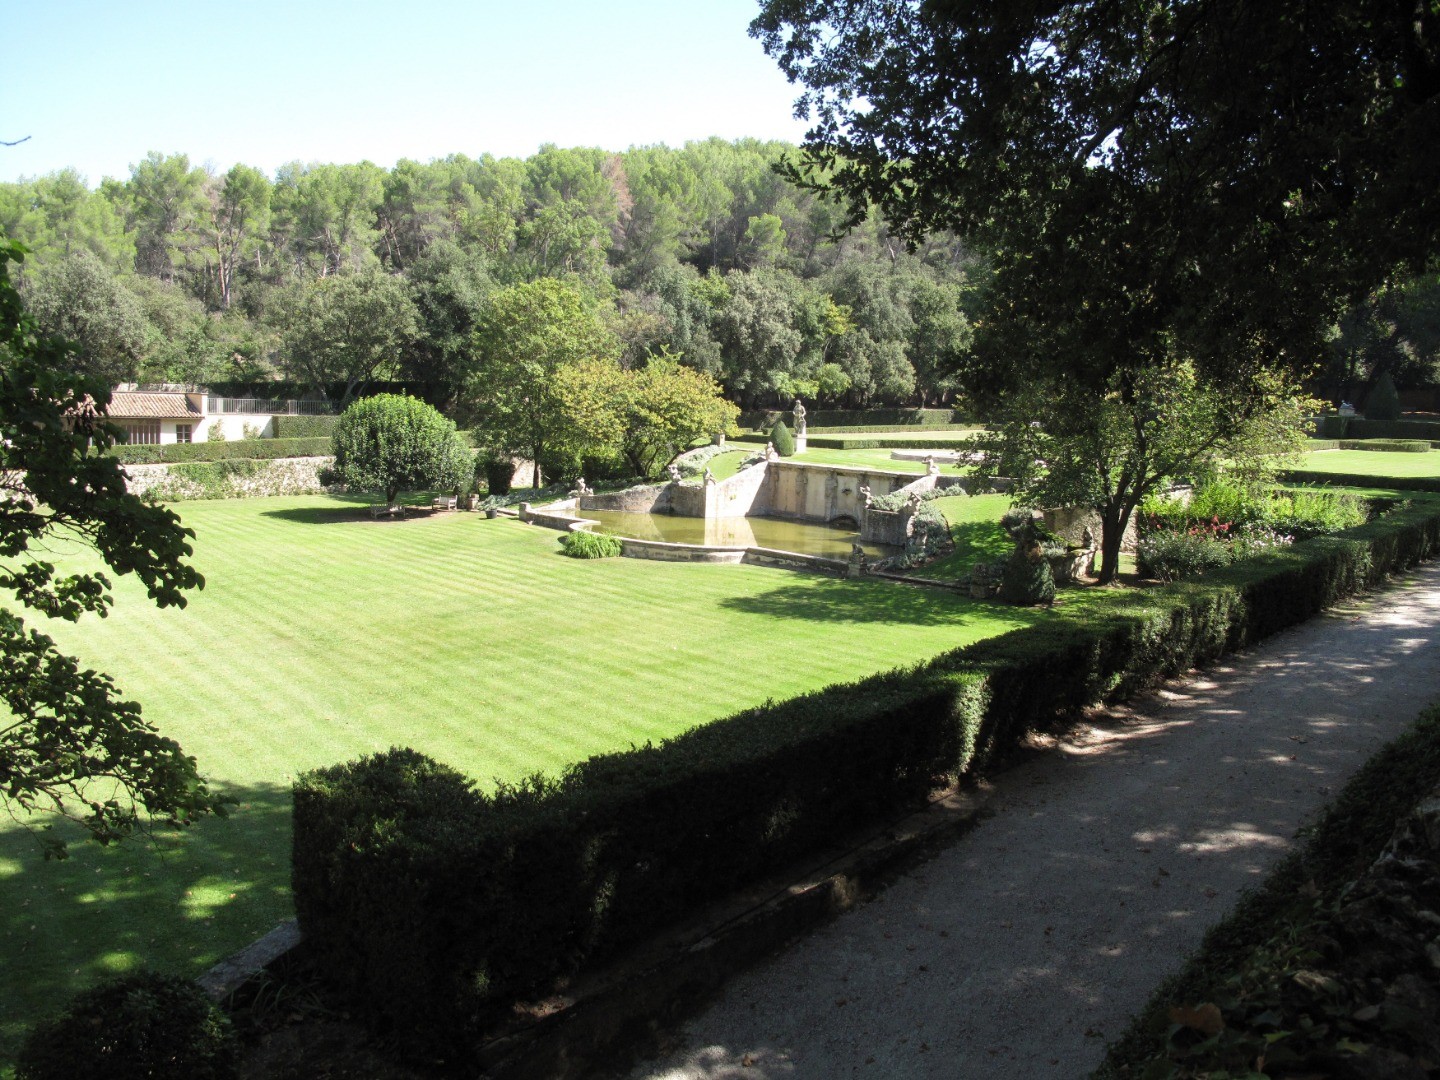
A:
[[1, 0, 813, 186]]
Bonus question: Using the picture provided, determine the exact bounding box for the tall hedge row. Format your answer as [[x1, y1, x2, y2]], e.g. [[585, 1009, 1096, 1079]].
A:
[[109, 437, 331, 464], [739, 407, 969, 429], [802, 433, 981, 450], [1315, 415, 1440, 440], [269, 415, 340, 438], [1279, 470, 1440, 494], [292, 500, 1440, 1058]]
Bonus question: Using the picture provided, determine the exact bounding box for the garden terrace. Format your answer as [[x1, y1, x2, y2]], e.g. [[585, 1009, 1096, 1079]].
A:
[[0, 493, 1042, 1067]]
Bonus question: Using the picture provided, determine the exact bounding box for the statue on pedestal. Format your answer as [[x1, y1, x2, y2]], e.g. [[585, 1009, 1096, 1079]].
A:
[[792, 398, 807, 435]]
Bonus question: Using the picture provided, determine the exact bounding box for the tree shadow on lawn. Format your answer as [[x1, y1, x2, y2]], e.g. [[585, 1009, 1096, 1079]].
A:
[[0, 781, 295, 1070], [260, 493, 450, 526], [717, 576, 1049, 628]]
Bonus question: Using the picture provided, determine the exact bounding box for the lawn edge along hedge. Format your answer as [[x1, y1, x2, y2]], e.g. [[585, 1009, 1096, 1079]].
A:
[[292, 500, 1440, 1058], [109, 437, 332, 465]]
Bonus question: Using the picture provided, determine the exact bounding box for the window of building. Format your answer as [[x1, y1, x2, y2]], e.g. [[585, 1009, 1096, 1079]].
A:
[[121, 420, 161, 445], [175, 423, 192, 443]]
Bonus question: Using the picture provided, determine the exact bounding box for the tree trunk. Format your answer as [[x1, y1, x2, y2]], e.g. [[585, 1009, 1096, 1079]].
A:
[[531, 445, 543, 489], [1095, 500, 1137, 585]]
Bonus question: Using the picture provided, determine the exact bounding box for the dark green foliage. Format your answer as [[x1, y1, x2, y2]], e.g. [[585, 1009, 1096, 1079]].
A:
[[998, 510, 1058, 604], [770, 419, 795, 456], [292, 498, 1440, 1057], [108, 437, 332, 465], [332, 393, 472, 506], [482, 457, 513, 495], [1136, 532, 1233, 581], [999, 548, 1056, 604], [1, 238, 224, 855], [1365, 369, 1401, 421], [1097, 702, 1440, 1080], [269, 414, 340, 438], [739, 408, 970, 429], [1338, 437, 1431, 452], [16, 969, 238, 1080], [557, 530, 622, 559], [1280, 470, 1440, 493], [1320, 416, 1440, 440], [802, 433, 978, 450]]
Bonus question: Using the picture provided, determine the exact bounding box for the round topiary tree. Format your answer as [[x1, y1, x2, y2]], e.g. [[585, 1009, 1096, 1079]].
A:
[[771, 418, 796, 456], [16, 970, 239, 1080], [332, 394, 473, 510]]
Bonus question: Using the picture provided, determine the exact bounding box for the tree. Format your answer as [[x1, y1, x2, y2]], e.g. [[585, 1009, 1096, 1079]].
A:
[[466, 278, 620, 487], [331, 393, 473, 509], [201, 164, 271, 310], [972, 362, 1314, 583], [276, 268, 419, 403], [553, 353, 741, 478], [0, 238, 223, 856], [752, 1, 1437, 578], [752, 2, 1439, 390], [23, 250, 150, 385]]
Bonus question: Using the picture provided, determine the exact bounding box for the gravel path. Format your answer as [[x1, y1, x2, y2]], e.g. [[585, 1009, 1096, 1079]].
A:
[[629, 561, 1440, 1080]]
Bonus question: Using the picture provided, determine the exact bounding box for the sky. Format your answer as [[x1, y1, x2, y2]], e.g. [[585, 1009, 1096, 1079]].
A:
[[1, 0, 814, 187]]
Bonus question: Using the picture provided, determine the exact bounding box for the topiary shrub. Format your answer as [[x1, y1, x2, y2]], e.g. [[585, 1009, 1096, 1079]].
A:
[[482, 456, 514, 496], [1365, 370, 1401, 422], [998, 508, 1058, 604], [770, 419, 796, 457], [558, 530, 623, 559], [16, 970, 239, 1080]]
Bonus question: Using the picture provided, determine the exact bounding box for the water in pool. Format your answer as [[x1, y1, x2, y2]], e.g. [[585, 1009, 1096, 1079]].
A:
[[577, 509, 896, 559]]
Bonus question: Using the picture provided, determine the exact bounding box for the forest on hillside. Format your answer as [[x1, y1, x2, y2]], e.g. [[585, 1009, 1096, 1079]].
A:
[[2, 138, 1436, 410]]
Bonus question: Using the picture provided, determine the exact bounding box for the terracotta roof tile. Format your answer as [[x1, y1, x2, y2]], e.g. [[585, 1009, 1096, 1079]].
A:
[[108, 392, 203, 419]]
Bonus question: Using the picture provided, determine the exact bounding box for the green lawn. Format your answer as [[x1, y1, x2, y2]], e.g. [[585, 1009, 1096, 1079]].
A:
[[915, 494, 1014, 579], [1295, 448, 1440, 477], [0, 494, 1044, 1065]]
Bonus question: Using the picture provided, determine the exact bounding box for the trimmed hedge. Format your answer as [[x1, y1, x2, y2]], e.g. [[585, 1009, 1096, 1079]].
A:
[[17, 969, 238, 1080], [1279, 470, 1440, 493], [803, 433, 980, 450], [110, 437, 332, 464], [805, 423, 984, 434], [292, 500, 1440, 1057], [270, 414, 340, 438], [1337, 437, 1432, 452], [738, 407, 970, 429], [1315, 415, 1440, 440]]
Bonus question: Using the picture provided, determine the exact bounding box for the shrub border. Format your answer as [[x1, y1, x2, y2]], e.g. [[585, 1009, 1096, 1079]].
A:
[[109, 438, 332, 465], [291, 498, 1440, 1057]]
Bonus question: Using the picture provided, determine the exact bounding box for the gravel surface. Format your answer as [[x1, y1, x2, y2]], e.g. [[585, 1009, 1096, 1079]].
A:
[[629, 561, 1440, 1080]]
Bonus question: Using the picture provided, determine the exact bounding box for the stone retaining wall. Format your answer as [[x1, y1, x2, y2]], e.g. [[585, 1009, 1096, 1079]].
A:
[[123, 456, 337, 500]]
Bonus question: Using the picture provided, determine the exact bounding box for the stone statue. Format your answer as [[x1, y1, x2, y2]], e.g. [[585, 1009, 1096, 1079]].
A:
[[925, 455, 940, 475], [668, 462, 684, 483], [765, 441, 779, 462], [572, 477, 592, 497], [860, 484, 872, 507], [703, 466, 716, 485], [792, 398, 807, 435]]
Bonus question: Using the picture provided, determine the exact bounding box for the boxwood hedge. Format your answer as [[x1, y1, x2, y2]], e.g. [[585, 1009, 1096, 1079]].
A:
[[269, 414, 340, 438], [291, 499, 1440, 1057], [109, 437, 332, 464]]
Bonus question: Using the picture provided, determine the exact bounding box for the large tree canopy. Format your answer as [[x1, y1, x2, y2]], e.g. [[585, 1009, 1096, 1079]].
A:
[[752, 0, 1440, 389], [0, 238, 224, 855]]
